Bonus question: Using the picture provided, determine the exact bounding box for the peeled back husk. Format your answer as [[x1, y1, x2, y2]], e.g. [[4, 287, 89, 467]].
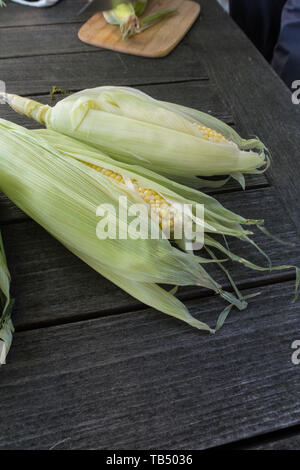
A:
[[103, 1, 177, 40]]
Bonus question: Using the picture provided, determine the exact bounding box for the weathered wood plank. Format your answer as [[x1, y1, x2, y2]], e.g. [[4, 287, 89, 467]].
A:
[[237, 430, 300, 450], [0, 0, 299, 451], [2, 187, 299, 330], [0, 194, 25, 225], [0, 280, 299, 449], [0, 0, 88, 27], [0, 23, 97, 59], [1, 41, 207, 96], [190, 0, 300, 234]]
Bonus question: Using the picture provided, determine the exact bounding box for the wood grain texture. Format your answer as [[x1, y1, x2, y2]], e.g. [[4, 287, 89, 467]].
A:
[[0, 23, 97, 59], [2, 187, 299, 330], [0, 281, 299, 449], [189, 0, 300, 234], [0, 0, 87, 27], [1, 0, 300, 450], [78, 0, 200, 58], [1, 43, 207, 96], [237, 430, 300, 450]]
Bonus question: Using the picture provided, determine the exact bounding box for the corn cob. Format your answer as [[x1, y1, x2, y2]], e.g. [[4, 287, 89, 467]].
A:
[[103, 1, 177, 40], [1, 87, 269, 188], [84, 161, 177, 232]]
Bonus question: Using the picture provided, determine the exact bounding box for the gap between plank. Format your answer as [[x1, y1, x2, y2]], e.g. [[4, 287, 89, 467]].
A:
[[10, 77, 211, 99], [13, 273, 297, 334], [209, 181, 269, 197], [0, 21, 86, 30], [1, 48, 108, 61], [215, 421, 300, 450]]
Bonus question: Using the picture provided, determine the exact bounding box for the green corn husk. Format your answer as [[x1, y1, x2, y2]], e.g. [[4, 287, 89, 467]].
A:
[[0, 232, 14, 365], [103, 1, 177, 40], [0, 118, 250, 333], [1, 87, 269, 188], [0, 119, 297, 334]]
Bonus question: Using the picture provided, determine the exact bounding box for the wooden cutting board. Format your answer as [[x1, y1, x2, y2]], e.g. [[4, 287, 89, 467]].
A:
[[78, 0, 201, 58]]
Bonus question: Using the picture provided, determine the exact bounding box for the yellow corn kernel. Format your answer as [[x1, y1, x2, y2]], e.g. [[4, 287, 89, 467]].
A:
[[84, 161, 175, 232], [198, 125, 233, 145]]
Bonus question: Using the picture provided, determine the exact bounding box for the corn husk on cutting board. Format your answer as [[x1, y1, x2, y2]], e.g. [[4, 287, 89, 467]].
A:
[[78, 0, 201, 58]]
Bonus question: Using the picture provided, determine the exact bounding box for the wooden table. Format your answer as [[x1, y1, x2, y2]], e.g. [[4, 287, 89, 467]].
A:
[[0, 0, 300, 450]]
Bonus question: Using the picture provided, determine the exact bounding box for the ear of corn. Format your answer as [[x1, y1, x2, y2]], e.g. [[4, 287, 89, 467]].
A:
[[103, 2, 141, 40], [31, 125, 256, 242], [0, 118, 297, 336], [0, 118, 254, 333], [103, 1, 177, 40], [0, 232, 14, 365], [2, 87, 269, 186]]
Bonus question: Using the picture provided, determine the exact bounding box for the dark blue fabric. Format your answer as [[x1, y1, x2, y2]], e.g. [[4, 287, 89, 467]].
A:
[[229, 0, 286, 61], [229, 0, 300, 89], [272, 0, 300, 89]]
